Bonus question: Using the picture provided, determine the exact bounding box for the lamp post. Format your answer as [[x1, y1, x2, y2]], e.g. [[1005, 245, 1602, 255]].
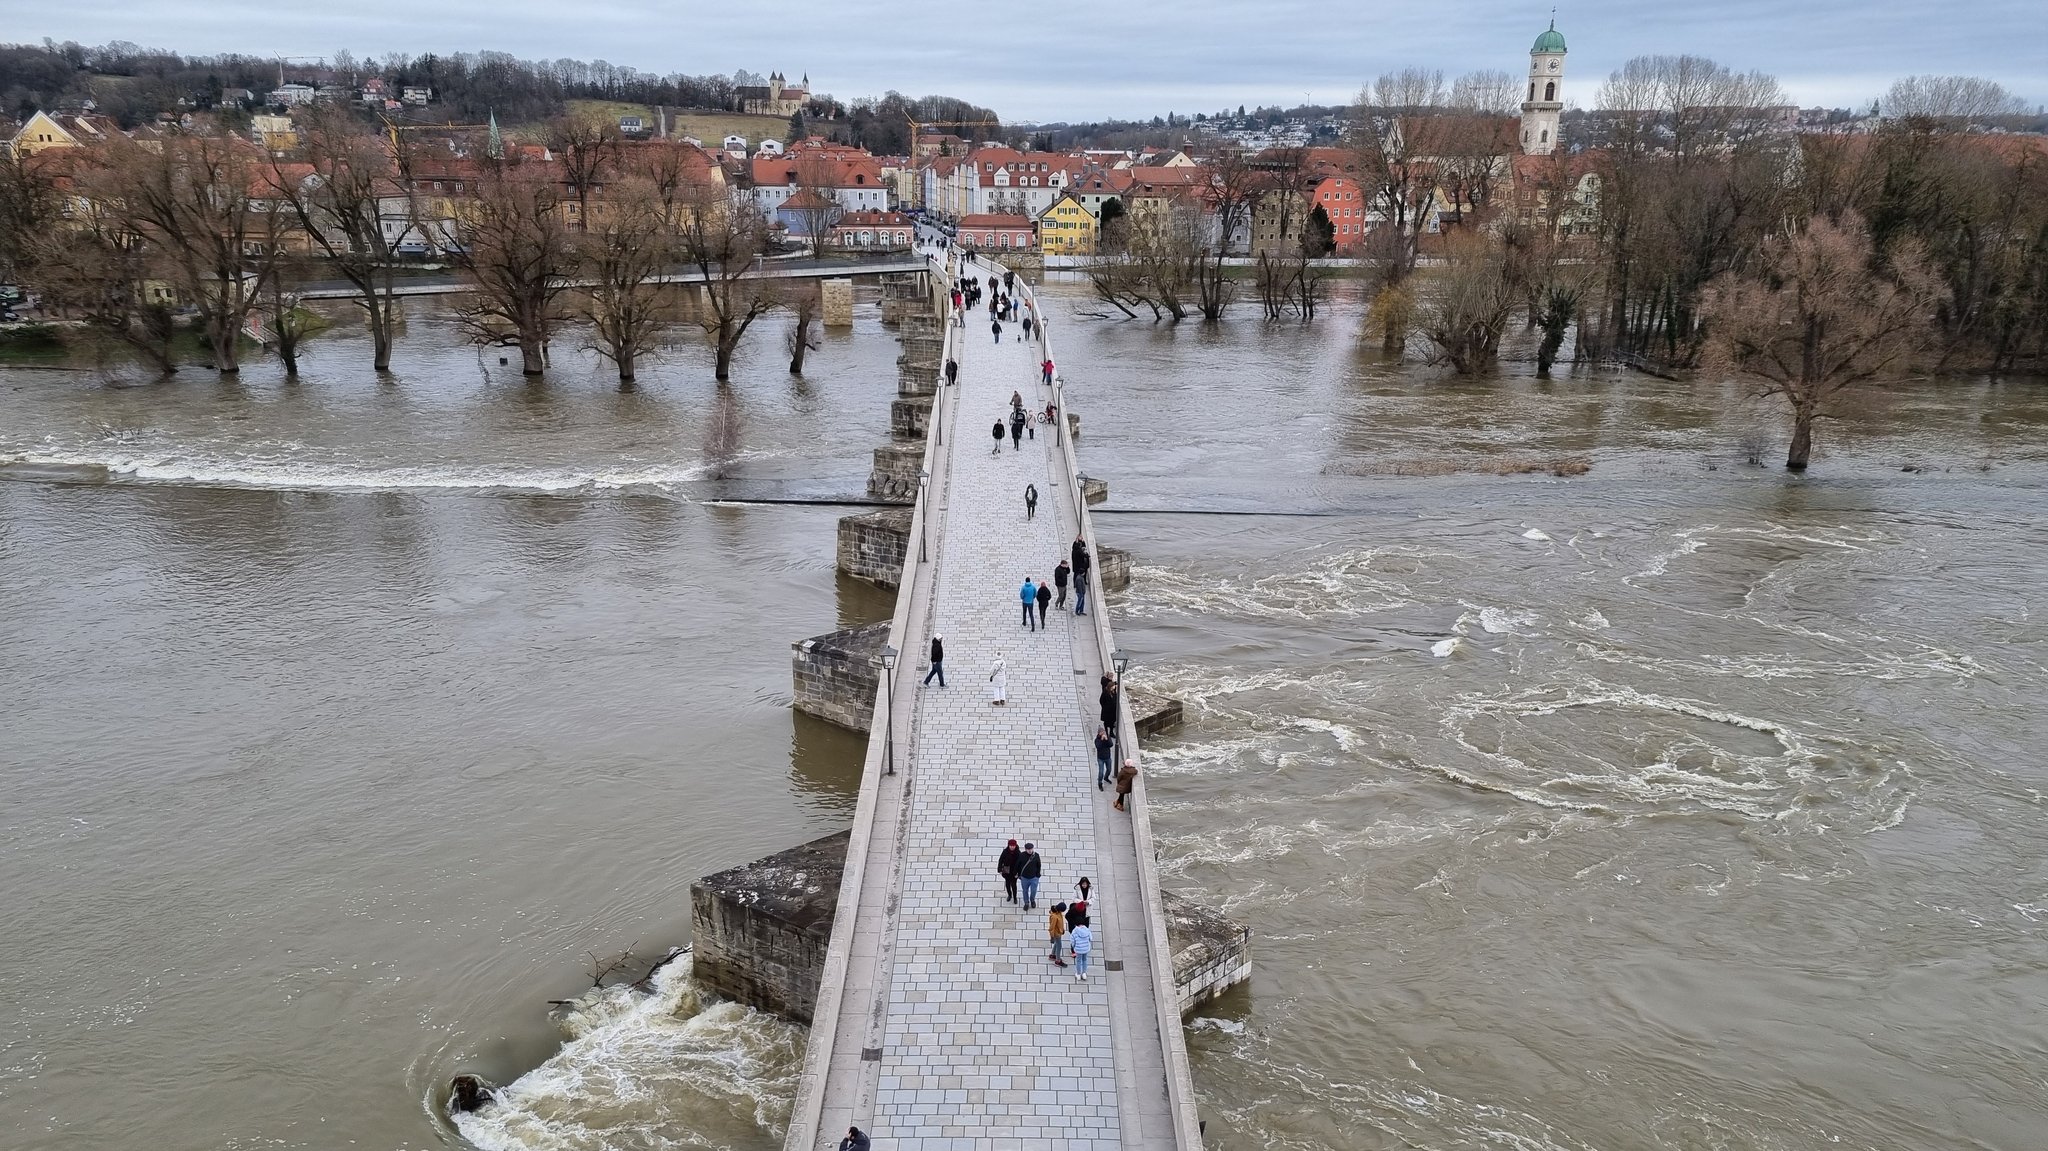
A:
[[1110, 647, 1130, 766], [918, 470, 931, 563], [877, 644, 899, 776]]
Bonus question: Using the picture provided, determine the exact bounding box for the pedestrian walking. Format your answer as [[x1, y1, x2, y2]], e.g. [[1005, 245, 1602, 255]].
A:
[[1011, 390, 1025, 415], [1035, 579, 1052, 627], [1070, 921, 1093, 980], [945, 358, 958, 386], [1047, 902, 1068, 966], [997, 838, 1022, 903], [1114, 759, 1138, 812], [1004, 270, 1015, 292], [1019, 577, 1038, 629], [1023, 315, 1034, 339], [991, 419, 1005, 456], [1009, 409, 1024, 450], [1019, 842, 1043, 909], [1042, 359, 1054, 386], [923, 633, 945, 687], [988, 654, 1007, 706], [1100, 676, 1121, 733], [1053, 559, 1071, 607], [1093, 724, 1114, 789], [1024, 483, 1038, 520], [992, 318, 1002, 344]]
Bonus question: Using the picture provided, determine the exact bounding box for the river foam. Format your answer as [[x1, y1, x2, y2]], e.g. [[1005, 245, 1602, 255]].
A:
[[0, 446, 759, 495], [452, 955, 804, 1151]]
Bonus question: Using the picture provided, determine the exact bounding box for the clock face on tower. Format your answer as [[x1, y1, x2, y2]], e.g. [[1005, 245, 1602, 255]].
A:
[[1548, 61, 1559, 71]]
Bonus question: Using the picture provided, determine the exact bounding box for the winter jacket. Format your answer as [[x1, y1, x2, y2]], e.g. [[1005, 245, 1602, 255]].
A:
[[1020, 579, 1037, 603], [1070, 924, 1093, 956], [930, 637, 943, 664], [997, 845, 1022, 877], [1054, 562, 1070, 588], [1094, 732, 1114, 761], [1036, 584, 1052, 608], [1115, 763, 1138, 795], [1047, 909, 1066, 938], [1100, 686, 1120, 728], [1019, 851, 1042, 879]]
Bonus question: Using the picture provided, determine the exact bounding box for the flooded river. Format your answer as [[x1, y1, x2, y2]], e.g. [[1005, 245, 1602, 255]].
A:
[[3, 283, 2045, 1150]]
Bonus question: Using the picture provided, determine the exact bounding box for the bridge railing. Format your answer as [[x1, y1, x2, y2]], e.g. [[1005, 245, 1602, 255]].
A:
[[781, 253, 954, 1151], [1018, 264, 1206, 1149]]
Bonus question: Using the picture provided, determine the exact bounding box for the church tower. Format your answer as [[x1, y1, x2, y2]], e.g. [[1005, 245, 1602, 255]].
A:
[[1521, 20, 1566, 155]]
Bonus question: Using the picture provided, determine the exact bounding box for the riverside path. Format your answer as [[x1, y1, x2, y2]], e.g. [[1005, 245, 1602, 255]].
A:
[[783, 255, 1202, 1151]]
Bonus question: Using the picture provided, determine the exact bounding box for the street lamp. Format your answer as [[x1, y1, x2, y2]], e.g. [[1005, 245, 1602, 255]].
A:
[[918, 471, 931, 563], [1110, 647, 1130, 767], [877, 644, 899, 776]]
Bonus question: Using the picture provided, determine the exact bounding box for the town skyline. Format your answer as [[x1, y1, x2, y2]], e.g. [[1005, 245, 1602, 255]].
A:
[[18, 0, 2046, 123]]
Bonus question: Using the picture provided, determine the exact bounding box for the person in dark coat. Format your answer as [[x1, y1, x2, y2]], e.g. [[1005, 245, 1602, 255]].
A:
[[1035, 579, 1052, 627], [1093, 724, 1114, 789], [839, 1127, 871, 1151], [1024, 483, 1038, 520], [945, 358, 958, 386], [1100, 676, 1121, 733], [923, 633, 945, 687], [1053, 559, 1071, 607], [992, 317, 1002, 344], [1073, 543, 1093, 616], [1018, 842, 1043, 909], [1009, 409, 1025, 450], [992, 419, 1005, 456], [997, 839, 1022, 903]]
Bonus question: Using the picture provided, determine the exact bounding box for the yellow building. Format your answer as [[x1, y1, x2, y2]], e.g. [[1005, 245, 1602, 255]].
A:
[[1037, 192, 1097, 256]]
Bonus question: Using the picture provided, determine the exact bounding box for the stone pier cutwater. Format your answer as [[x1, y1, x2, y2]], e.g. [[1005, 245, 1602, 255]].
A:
[[692, 831, 1247, 1027]]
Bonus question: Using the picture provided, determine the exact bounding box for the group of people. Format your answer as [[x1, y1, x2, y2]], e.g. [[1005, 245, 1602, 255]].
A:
[[992, 389, 1038, 454], [997, 842, 1097, 979], [1016, 536, 1092, 633]]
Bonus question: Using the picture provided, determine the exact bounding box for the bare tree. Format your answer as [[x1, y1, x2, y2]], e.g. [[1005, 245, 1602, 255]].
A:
[[549, 115, 621, 233], [785, 283, 822, 373], [578, 181, 673, 385], [263, 256, 316, 377], [1417, 231, 1522, 374], [450, 159, 577, 375], [22, 187, 178, 374], [1352, 68, 1452, 284], [675, 182, 781, 381], [1882, 75, 2028, 128], [271, 107, 412, 371], [106, 134, 287, 372], [786, 149, 844, 257], [1701, 212, 1945, 470]]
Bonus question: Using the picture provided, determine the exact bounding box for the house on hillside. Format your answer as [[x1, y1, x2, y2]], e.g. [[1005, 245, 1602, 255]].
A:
[[619, 115, 646, 135], [738, 72, 809, 117], [268, 83, 316, 106], [401, 86, 432, 106]]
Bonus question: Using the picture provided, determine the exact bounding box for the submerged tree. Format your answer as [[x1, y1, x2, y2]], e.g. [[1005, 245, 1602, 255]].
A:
[[451, 158, 576, 375], [1416, 231, 1522, 374], [1701, 212, 1944, 470], [675, 183, 781, 381], [272, 108, 415, 372], [580, 182, 673, 385]]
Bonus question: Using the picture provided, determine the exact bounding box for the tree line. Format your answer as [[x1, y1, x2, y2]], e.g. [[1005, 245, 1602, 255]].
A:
[[0, 109, 828, 385], [2, 39, 1000, 135]]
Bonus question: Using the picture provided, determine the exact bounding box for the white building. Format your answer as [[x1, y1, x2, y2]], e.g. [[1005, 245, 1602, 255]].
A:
[[268, 83, 316, 107], [1520, 22, 1567, 155]]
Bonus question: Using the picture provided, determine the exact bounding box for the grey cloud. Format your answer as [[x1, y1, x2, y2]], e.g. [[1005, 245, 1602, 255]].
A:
[[19, 0, 2045, 121]]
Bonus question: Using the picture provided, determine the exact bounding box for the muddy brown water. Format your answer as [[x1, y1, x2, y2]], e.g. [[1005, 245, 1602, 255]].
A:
[[3, 283, 2044, 1150]]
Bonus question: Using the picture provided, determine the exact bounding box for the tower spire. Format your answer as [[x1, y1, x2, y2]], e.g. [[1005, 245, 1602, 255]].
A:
[[486, 110, 503, 160]]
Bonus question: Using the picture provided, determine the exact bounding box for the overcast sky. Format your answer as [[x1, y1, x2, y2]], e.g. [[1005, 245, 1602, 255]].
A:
[[18, 1, 2046, 122]]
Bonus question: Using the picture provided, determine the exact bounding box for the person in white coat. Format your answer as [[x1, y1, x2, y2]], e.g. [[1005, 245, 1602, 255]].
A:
[[988, 654, 1007, 706]]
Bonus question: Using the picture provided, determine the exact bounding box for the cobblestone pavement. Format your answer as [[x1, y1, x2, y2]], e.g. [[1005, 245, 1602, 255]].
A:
[[867, 265, 1127, 1151]]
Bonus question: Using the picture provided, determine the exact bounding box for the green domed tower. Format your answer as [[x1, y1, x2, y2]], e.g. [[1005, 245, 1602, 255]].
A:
[[1521, 20, 1567, 155]]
